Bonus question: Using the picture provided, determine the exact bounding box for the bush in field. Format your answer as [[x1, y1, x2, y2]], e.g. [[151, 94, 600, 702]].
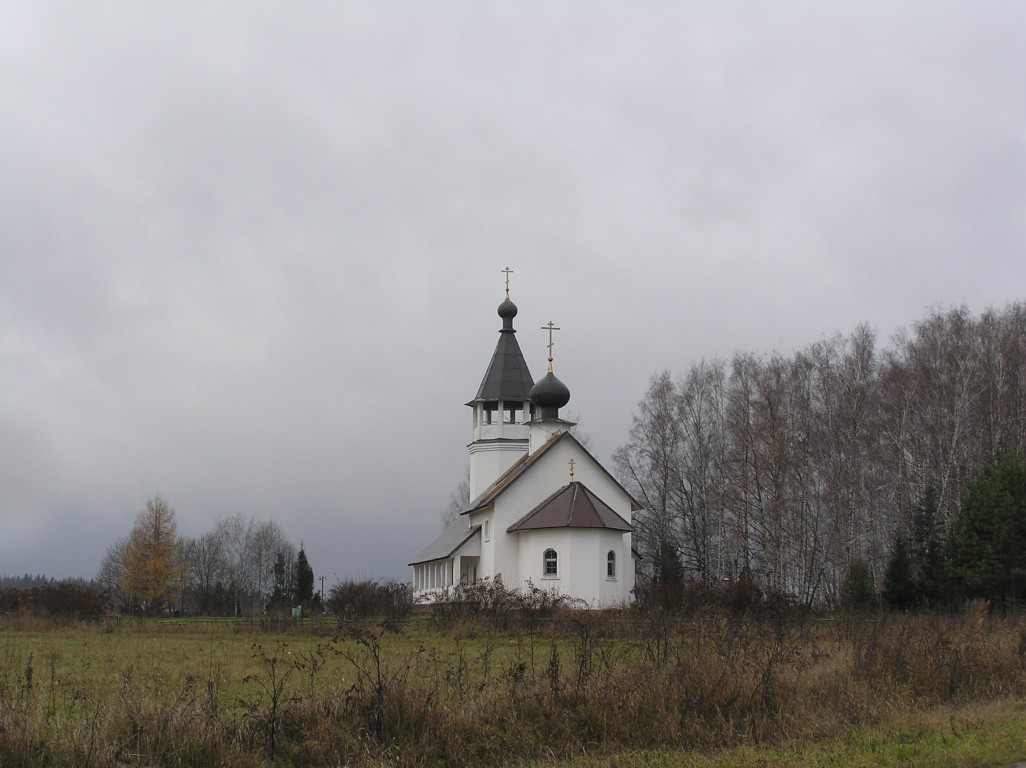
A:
[[31, 582, 105, 616], [326, 579, 412, 620], [429, 577, 583, 630]]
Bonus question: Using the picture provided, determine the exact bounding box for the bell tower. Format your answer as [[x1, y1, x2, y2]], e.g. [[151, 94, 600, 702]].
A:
[[466, 269, 536, 499]]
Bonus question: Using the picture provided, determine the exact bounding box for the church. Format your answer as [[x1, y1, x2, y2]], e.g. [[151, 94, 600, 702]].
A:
[[410, 273, 637, 607]]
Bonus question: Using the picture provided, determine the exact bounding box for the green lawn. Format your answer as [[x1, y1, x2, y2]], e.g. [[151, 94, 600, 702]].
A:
[[526, 702, 1026, 767]]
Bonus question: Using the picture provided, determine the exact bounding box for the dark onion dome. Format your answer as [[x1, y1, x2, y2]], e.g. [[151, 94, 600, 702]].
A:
[[530, 371, 571, 410], [497, 298, 518, 320]]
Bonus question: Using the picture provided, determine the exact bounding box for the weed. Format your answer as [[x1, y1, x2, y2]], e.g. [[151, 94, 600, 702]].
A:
[[240, 642, 310, 760]]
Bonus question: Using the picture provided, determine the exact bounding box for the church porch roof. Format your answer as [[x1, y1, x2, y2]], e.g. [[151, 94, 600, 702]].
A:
[[409, 523, 481, 566]]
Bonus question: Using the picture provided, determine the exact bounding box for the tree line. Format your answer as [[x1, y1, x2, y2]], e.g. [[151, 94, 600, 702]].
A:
[[615, 302, 1026, 607], [97, 495, 318, 615]]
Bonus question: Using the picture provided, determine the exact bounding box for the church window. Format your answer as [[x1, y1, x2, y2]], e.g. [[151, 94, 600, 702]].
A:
[[483, 519, 490, 541], [543, 548, 558, 577], [607, 550, 616, 579]]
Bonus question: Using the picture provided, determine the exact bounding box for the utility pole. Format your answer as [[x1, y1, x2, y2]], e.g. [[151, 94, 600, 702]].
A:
[[319, 575, 325, 607]]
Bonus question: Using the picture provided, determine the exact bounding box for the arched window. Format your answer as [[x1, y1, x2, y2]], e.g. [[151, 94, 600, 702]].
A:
[[543, 548, 558, 577], [607, 550, 616, 579]]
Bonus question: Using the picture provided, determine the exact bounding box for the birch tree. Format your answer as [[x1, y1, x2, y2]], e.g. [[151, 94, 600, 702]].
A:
[[614, 370, 685, 583]]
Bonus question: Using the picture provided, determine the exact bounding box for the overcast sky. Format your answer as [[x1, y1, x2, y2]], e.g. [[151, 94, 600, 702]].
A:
[[2, 3, 1025, 584]]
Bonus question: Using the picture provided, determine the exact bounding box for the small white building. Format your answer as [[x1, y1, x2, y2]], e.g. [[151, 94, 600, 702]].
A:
[[410, 285, 636, 607]]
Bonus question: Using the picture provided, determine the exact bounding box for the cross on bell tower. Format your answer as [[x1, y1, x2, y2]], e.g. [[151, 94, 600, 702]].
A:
[[502, 266, 514, 299]]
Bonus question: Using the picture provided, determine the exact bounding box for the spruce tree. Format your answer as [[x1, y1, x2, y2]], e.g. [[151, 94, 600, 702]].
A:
[[882, 537, 917, 611], [910, 487, 946, 607], [269, 552, 289, 610], [949, 452, 1026, 607], [840, 558, 878, 613], [293, 545, 315, 606]]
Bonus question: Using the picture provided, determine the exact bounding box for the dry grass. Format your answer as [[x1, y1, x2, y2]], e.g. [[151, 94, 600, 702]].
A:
[[2, 607, 1026, 767]]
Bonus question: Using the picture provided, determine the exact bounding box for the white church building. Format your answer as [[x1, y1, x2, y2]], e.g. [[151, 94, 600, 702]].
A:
[[410, 279, 637, 607]]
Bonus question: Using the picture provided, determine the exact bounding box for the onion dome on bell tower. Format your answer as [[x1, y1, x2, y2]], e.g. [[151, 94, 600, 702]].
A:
[[466, 268, 536, 499]]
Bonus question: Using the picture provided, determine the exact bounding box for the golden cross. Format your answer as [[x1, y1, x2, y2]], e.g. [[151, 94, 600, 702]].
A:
[[501, 266, 514, 298], [541, 321, 560, 373], [569, 458, 576, 483]]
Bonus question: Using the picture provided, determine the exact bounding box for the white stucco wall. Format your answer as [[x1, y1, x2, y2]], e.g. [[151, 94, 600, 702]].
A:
[[468, 439, 528, 500], [514, 528, 631, 607], [464, 434, 635, 605]]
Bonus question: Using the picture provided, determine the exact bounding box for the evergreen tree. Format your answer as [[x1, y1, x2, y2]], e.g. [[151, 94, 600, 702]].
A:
[[949, 452, 1026, 607], [293, 545, 315, 606], [269, 552, 289, 610], [839, 558, 878, 613], [910, 487, 946, 607], [653, 539, 685, 584], [882, 537, 917, 611]]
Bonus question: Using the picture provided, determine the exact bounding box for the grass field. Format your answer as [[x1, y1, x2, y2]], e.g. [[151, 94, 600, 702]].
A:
[[2, 608, 1026, 767]]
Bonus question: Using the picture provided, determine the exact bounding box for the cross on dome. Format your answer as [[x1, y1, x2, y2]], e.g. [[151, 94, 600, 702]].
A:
[[541, 321, 560, 373], [502, 266, 514, 299]]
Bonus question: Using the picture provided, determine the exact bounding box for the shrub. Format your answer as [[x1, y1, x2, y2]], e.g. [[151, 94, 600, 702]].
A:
[[429, 577, 583, 630], [0, 582, 104, 618], [326, 579, 412, 621], [632, 575, 798, 620]]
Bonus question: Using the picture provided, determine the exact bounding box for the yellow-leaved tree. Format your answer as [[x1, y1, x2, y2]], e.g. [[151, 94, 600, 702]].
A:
[[120, 495, 185, 614]]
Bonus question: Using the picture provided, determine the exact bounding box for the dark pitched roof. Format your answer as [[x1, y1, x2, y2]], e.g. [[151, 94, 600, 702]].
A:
[[462, 430, 642, 515], [507, 482, 633, 532], [408, 524, 481, 565], [470, 326, 535, 404]]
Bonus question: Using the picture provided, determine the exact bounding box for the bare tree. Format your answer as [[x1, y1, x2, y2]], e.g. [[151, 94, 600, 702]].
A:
[[177, 514, 296, 615], [96, 535, 128, 608], [674, 359, 728, 583], [182, 528, 230, 614], [440, 466, 471, 529], [614, 370, 685, 584], [565, 411, 593, 450]]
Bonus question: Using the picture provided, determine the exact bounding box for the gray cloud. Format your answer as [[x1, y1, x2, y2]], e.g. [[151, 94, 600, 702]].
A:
[[2, 2, 1025, 581]]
